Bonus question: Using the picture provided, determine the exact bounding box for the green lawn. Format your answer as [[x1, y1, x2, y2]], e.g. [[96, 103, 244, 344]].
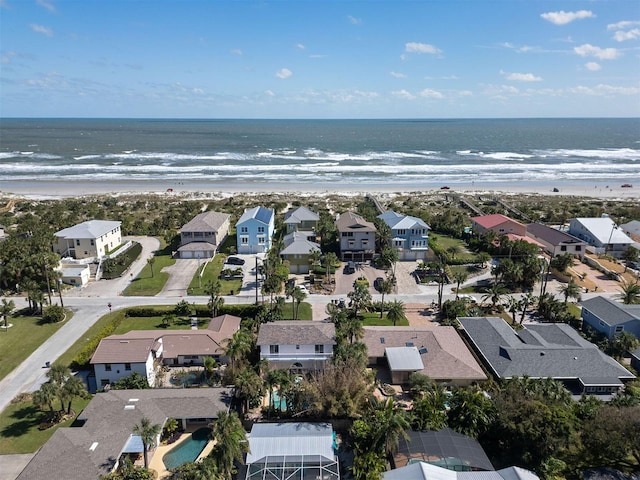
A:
[[0, 311, 69, 381], [280, 302, 312, 321], [0, 395, 91, 454], [122, 253, 175, 296], [187, 255, 243, 296], [361, 312, 410, 326]]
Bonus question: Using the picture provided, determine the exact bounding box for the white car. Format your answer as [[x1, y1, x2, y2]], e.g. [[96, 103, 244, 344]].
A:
[[296, 284, 309, 294]]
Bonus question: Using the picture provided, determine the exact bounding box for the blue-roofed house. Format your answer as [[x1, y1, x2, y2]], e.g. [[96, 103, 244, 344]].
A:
[[235, 206, 275, 254], [580, 296, 640, 340], [378, 210, 430, 260], [458, 316, 635, 396]]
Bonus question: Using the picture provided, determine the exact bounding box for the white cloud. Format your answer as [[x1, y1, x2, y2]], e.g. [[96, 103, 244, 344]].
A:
[[29, 24, 53, 37], [309, 54, 327, 59], [405, 42, 441, 55], [585, 62, 601, 71], [264, 90, 275, 97], [501, 70, 543, 82], [392, 89, 415, 100], [36, 0, 55, 12], [541, 10, 595, 25], [296, 43, 305, 50], [1, 51, 16, 64], [568, 84, 640, 96], [390, 71, 406, 78], [607, 20, 640, 30], [419, 88, 444, 99], [276, 68, 292, 79], [613, 28, 640, 42], [574, 44, 620, 60], [348, 15, 362, 25], [230, 49, 243, 56]]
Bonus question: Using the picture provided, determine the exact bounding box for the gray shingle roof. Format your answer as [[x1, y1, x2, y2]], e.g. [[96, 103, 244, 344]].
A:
[[257, 321, 335, 346], [280, 232, 320, 255], [335, 211, 376, 232], [17, 389, 231, 480], [55, 220, 121, 239], [379, 210, 430, 230], [580, 296, 640, 326], [458, 317, 634, 384], [526, 223, 586, 245], [180, 211, 230, 233], [284, 206, 320, 224]]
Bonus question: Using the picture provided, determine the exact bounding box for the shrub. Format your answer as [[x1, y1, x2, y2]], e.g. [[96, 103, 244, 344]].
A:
[[42, 304, 65, 323]]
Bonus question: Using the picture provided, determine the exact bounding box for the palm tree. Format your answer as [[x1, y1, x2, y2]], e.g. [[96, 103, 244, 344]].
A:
[[519, 292, 536, 324], [206, 279, 224, 317], [147, 257, 155, 278], [62, 375, 89, 415], [452, 270, 468, 299], [448, 387, 495, 438], [559, 278, 582, 304], [348, 281, 371, 318], [209, 411, 248, 478], [481, 283, 508, 311], [234, 366, 264, 415], [386, 300, 406, 326], [203, 356, 218, 382], [350, 451, 386, 480], [0, 298, 15, 330], [48, 364, 71, 411], [291, 286, 307, 320], [341, 315, 364, 344], [617, 281, 640, 305], [477, 251, 492, 269], [132, 417, 162, 469], [33, 382, 57, 413], [323, 252, 339, 285], [373, 398, 410, 458], [505, 296, 520, 325], [224, 330, 253, 371], [378, 278, 393, 318]]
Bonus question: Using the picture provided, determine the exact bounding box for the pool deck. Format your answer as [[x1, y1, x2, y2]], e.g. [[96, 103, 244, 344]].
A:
[[148, 426, 215, 479]]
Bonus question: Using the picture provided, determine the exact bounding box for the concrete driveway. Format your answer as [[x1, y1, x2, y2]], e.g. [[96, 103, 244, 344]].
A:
[[159, 259, 202, 297]]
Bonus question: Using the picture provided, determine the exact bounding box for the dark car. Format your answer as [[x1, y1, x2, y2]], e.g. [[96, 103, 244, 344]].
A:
[[225, 256, 245, 265], [373, 277, 384, 291], [344, 261, 356, 274]]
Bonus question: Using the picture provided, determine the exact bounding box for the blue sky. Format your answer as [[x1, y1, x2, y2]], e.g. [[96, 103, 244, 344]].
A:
[[1, 0, 639, 118]]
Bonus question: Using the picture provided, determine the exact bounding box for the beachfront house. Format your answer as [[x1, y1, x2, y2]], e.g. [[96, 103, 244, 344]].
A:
[[90, 315, 241, 389], [284, 206, 320, 234], [568, 217, 634, 258], [53, 220, 122, 260], [471, 214, 527, 238], [335, 211, 377, 261], [257, 320, 336, 372], [459, 316, 636, 396], [580, 296, 640, 340], [235, 206, 275, 254], [17, 389, 231, 480], [279, 231, 321, 274], [362, 326, 487, 386], [245, 423, 340, 480], [526, 223, 587, 259], [177, 210, 231, 259], [378, 210, 430, 260]]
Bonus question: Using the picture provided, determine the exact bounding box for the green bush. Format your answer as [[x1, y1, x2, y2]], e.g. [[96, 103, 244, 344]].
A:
[[125, 306, 172, 317], [101, 242, 143, 279], [71, 317, 122, 368]]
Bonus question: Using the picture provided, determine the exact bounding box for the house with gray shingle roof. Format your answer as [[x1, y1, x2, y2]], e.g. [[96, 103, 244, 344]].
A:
[[257, 321, 335, 371], [17, 388, 231, 480], [53, 220, 122, 259], [335, 211, 377, 261], [236, 206, 275, 254], [580, 296, 640, 340], [178, 210, 231, 259], [284, 206, 320, 233], [280, 231, 320, 274], [378, 210, 430, 260], [459, 316, 635, 396], [526, 223, 587, 259], [362, 326, 487, 386]]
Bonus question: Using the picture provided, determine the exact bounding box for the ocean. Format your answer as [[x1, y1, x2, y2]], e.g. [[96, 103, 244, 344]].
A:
[[0, 118, 638, 194]]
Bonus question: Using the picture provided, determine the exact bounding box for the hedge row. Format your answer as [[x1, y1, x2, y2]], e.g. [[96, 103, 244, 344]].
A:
[[72, 317, 123, 368], [123, 304, 263, 318]]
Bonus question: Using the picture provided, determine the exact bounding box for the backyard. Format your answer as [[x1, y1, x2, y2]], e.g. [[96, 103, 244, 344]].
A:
[[187, 255, 243, 296]]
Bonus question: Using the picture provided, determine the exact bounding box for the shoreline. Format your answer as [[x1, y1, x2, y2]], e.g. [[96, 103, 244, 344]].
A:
[[2, 180, 639, 201]]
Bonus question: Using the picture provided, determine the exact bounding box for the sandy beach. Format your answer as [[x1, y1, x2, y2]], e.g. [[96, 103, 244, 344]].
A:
[[2, 179, 639, 201]]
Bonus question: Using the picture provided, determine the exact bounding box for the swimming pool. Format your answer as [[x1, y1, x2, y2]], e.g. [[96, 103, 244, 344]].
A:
[[169, 371, 202, 386], [162, 427, 211, 470], [272, 390, 287, 411]]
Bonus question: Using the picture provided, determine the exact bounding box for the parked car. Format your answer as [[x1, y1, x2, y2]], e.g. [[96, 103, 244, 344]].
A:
[[344, 261, 356, 274], [225, 256, 245, 265], [296, 284, 309, 294], [373, 277, 384, 291]]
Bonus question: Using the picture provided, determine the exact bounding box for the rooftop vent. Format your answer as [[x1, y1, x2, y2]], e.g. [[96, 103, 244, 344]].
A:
[[380, 337, 385, 344], [124, 405, 135, 410], [406, 342, 414, 347], [119, 340, 130, 344], [89, 442, 99, 451], [128, 398, 139, 402], [418, 347, 428, 355]]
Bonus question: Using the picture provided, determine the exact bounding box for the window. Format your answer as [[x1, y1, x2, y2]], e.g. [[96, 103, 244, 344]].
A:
[[240, 236, 249, 245], [258, 236, 265, 244], [576, 246, 582, 251], [241, 227, 248, 233], [361, 240, 369, 246], [615, 326, 624, 333], [90, 239, 95, 246], [342, 232, 353, 237], [105, 363, 112, 371], [270, 345, 279, 354], [76, 239, 80, 246], [296, 344, 300, 350], [348, 240, 355, 247], [397, 229, 406, 235], [258, 226, 265, 233], [560, 245, 567, 251], [315, 344, 324, 353], [125, 363, 131, 371], [394, 240, 403, 247]]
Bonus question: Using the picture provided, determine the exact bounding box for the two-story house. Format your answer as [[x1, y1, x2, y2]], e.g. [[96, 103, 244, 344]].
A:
[[526, 223, 587, 259], [470, 214, 527, 238], [235, 206, 275, 254], [280, 231, 321, 274], [257, 321, 335, 371], [335, 211, 377, 261], [580, 296, 640, 340], [568, 217, 634, 258], [378, 210, 430, 260], [53, 220, 122, 259], [283, 206, 320, 234], [177, 211, 231, 259]]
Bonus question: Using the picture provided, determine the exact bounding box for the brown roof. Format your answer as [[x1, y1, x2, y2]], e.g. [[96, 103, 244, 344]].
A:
[[17, 389, 231, 480], [362, 326, 487, 382], [257, 321, 336, 346], [90, 315, 241, 364], [180, 211, 230, 233], [335, 211, 377, 233], [471, 214, 523, 229]]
